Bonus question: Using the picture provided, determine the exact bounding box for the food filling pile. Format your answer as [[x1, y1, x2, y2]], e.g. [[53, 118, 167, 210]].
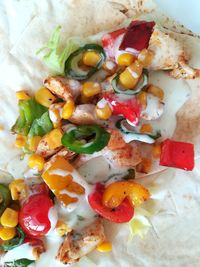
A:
[[0, 20, 195, 266]]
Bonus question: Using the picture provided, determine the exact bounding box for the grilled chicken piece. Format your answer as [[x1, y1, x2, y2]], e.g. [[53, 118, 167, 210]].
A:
[[36, 138, 61, 158], [69, 104, 99, 125], [74, 129, 141, 169], [57, 219, 105, 264], [44, 76, 81, 101], [149, 28, 200, 79]]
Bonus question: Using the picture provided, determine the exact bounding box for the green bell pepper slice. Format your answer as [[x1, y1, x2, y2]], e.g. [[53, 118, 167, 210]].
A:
[[0, 184, 11, 216], [1, 227, 25, 251], [64, 44, 106, 80], [61, 125, 110, 154], [4, 259, 35, 267]]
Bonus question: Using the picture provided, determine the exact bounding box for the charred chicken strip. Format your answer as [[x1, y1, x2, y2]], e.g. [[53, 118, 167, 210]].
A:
[[57, 219, 105, 264]]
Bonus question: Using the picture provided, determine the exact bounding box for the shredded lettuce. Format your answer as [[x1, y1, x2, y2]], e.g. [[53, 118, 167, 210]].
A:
[[37, 26, 104, 74], [129, 182, 167, 240]]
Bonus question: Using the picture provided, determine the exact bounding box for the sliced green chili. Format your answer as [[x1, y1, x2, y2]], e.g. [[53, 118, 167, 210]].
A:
[[62, 125, 110, 154], [64, 44, 106, 80]]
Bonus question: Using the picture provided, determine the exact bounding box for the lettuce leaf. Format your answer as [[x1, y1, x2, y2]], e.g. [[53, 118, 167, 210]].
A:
[[12, 98, 53, 137], [129, 182, 167, 240], [37, 26, 103, 74]]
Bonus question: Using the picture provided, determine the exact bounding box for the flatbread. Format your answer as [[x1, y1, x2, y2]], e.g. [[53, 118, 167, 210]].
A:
[[0, 1, 200, 267]]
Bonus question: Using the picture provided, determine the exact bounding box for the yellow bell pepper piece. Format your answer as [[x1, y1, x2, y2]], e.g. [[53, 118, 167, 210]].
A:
[[102, 181, 150, 208], [0, 227, 16, 241], [42, 156, 85, 206], [96, 241, 112, 252], [9, 179, 27, 201], [1, 208, 18, 228]]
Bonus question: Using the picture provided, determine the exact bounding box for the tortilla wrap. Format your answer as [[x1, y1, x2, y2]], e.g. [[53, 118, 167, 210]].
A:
[[0, 0, 200, 266]]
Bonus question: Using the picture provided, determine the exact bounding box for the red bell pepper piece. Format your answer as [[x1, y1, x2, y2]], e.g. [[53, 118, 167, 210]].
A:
[[88, 183, 134, 223], [101, 28, 126, 59], [103, 94, 141, 125], [159, 139, 194, 171], [119, 20, 155, 52]]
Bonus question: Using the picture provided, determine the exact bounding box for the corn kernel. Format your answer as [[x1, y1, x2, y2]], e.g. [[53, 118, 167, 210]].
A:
[[62, 99, 75, 119], [119, 60, 143, 89], [15, 135, 26, 148], [117, 53, 135, 66], [9, 179, 27, 201], [16, 90, 30, 100], [45, 128, 63, 149], [140, 124, 153, 134], [147, 85, 164, 101], [152, 144, 161, 158], [35, 87, 56, 107], [56, 220, 71, 236], [96, 104, 112, 120], [28, 136, 42, 152], [82, 82, 101, 97], [137, 91, 147, 109], [138, 49, 154, 66], [49, 103, 64, 128], [136, 158, 152, 174], [1, 208, 18, 228], [28, 154, 45, 171], [82, 51, 101, 67], [96, 242, 112, 252], [0, 227, 16, 241]]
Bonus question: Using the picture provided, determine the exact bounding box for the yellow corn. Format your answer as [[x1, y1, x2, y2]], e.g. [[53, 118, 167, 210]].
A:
[[119, 60, 143, 89], [147, 85, 164, 101], [9, 179, 27, 201], [138, 49, 154, 67], [28, 136, 42, 152], [136, 158, 152, 174], [140, 123, 153, 134], [82, 82, 101, 97], [152, 144, 161, 158], [0, 227, 16, 241], [56, 220, 71, 236], [35, 87, 56, 107], [49, 103, 64, 128], [82, 51, 101, 67], [16, 90, 30, 100], [62, 99, 75, 119], [96, 242, 112, 252], [117, 53, 135, 66], [15, 135, 26, 148], [46, 128, 63, 149], [1, 208, 18, 228], [28, 154, 45, 171], [96, 103, 112, 120], [137, 91, 147, 108]]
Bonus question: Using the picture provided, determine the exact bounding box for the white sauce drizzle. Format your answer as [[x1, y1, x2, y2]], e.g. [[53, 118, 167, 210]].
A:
[[141, 94, 164, 121], [49, 110, 58, 123], [47, 206, 58, 235]]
